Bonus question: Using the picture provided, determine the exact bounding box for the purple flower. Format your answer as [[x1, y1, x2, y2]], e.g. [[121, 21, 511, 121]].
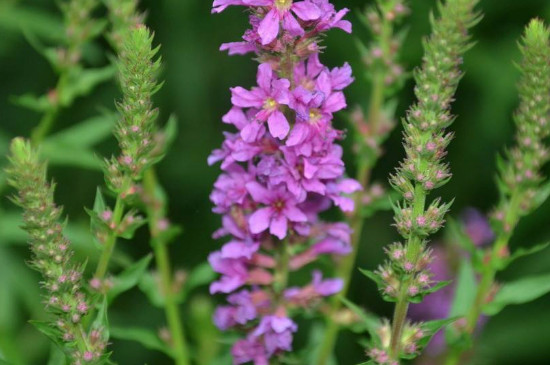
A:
[[212, 0, 247, 14], [243, 1, 322, 45], [311, 270, 343, 296], [252, 315, 298, 355], [231, 63, 291, 139], [462, 208, 494, 246], [209, 241, 260, 294], [247, 182, 307, 239], [232, 338, 269, 365], [210, 1, 354, 361]]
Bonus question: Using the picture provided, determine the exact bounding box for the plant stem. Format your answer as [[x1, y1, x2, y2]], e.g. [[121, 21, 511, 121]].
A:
[[316, 29, 390, 362], [445, 191, 521, 364], [31, 108, 60, 146], [30, 50, 71, 146], [143, 168, 190, 365], [94, 196, 125, 280], [388, 184, 426, 358]]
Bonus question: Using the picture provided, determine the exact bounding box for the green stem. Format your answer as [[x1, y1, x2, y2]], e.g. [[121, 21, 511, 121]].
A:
[[388, 184, 426, 359], [144, 169, 190, 365], [31, 108, 59, 146], [389, 293, 409, 357], [94, 196, 125, 280], [316, 57, 390, 365], [444, 191, 521, 364], [30, 67, 70, 146]]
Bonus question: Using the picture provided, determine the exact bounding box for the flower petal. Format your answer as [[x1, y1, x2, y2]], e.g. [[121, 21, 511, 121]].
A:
[[267, 110, 290, 139], [231, 87, 264, 108], [283, 206, 307, 222], [270, 214, 287, 239], [249, 207, 272, 234], [282, 13, 304, 37], [246, 181, 271, 203], [257, 63, 273, 91], [258, 9, 280, 45], [291, 1, 321, 20]]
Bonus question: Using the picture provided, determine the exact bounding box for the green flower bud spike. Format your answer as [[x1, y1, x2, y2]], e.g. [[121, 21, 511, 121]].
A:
[[7, 138, 109, 364]]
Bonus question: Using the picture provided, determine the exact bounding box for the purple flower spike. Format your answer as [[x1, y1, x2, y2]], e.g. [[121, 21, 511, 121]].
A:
[[210, 0, 354, 361]]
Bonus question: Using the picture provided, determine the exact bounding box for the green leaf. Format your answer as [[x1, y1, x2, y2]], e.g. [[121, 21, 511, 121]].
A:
[[93, 188, 107, 215], [530, 180, 550, 212], [108, 255, 153, 303], [499, 242, 550, 270], [41, 143, 102, 170], [446, 218, 476, 254], [139, 272, 164, 308], [359, 268, 383, 287], [178, 263, 215, 303], [188, 296, 220, 365], [359, 268, 397, 302], [409, 280, 452, 303], [483, 272, 550, 315], [47, 344, 67, 365], [340, 298, 380, 339], [110, 326, 172, 356], [0, 3, 64, 42], [22, 30, 59, 69], [162, 114, 179, 154], [45, 114, 116, 148], [417, 318, 459, 350], [29, 320, 62, 347], [356, 362, 376, 365], [360, 191, 399, 219], [118, 211, 147, 240], [445, 259, 477, 345], [10, 93, 52, 113], [59, 66, 116, 107], [449, 259, 477, 317], [303, 323, 337, 365], [92, 297, 110, 340]]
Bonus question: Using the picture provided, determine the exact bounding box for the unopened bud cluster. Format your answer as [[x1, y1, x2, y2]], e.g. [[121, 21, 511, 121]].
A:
[[58, 0, 100, 69], [493, 21, 550, 223], [367, 320, 429, 364], [361, 1, 408, 87], [104, 0, 144, 51], [375, 243, 434, 301], [105, 25, 162, 195], [7, 138, 107, 364], [393, 198, 452, 238], [351, 0, 409, 167]]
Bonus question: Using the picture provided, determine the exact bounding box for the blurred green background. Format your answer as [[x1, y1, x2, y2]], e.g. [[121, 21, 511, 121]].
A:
[[1, 0, 550, 364]]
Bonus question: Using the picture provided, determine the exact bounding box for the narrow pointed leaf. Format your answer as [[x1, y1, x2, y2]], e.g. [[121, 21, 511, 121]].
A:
[[340, 297, 380, 338], [108, 254, 153, 303], [45, 114, 116, 148], [110, 326, 173, 356], [483, 273, 550, 315]]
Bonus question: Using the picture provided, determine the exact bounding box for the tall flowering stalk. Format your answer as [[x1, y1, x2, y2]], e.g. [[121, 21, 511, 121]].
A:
[[318, 1, 410, 361], [30, 0, 104, 145], [366, 0, 480, 363], [6, 139, 108, 364], [209, 0, 358, 363], [103, 0, 144, 49], [445, 19, 550, 365], [91, 12, 192, 363], [92, 24, 161, 281], [105, 3, 192, 362]]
